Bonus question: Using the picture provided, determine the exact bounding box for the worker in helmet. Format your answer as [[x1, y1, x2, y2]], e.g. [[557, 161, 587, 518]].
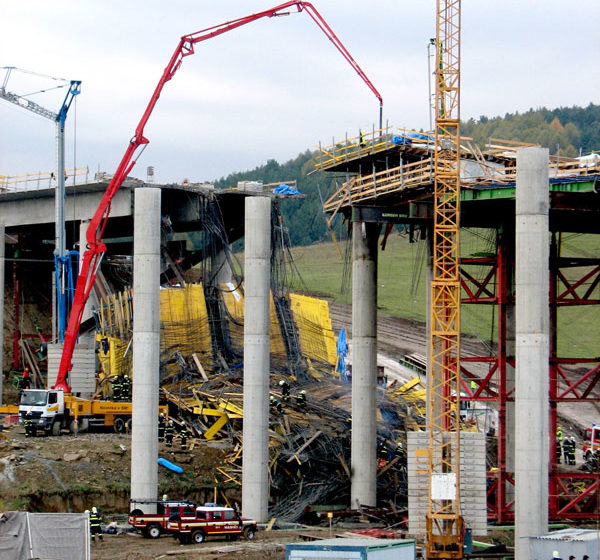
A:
[[563, 436, 571, 466], [112, 375, 123, 401], [165, 420, 174, 448], [270, 395, 283, 414], [180, 423, 188, 451], [296, 390, 307, 410], [158, 413, 166, 442], [89, 506, 103, 542], [122, 375, 132, 400], [20, 367, 31, 391], [278, 379, 290, 403], [24, 412, 35, 437], [568, 437, 577, 466], [556, 426, 563, 464]]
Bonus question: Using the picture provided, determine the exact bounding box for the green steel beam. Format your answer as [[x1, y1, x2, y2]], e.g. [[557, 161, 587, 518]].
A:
[[461, 178, 598, 202]]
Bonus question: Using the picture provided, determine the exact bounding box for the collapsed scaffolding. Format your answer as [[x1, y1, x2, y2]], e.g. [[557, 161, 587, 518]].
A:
[[92, 197, 425, 521]]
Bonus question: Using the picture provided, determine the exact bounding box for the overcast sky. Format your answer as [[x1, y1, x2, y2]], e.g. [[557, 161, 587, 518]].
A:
[[1, 1, 598, 184]]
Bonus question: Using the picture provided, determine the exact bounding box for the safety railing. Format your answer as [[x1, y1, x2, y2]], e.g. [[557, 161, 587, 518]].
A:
[[0, 166, 90, 193], [323, 158, 434, 212], [315, 124, 396, 170]]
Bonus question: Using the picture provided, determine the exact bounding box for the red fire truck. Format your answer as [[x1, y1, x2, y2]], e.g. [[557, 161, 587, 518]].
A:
[[128, 499, 197, 538], [168, 505, 257, 544], [583, 425, 600, 462]]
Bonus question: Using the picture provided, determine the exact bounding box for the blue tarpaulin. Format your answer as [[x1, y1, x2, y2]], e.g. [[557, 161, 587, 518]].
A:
[[273, 184, 301, 195], [336, 326, 349, 382], [158, 457, 183, 474], [392, 132, 430, 145]]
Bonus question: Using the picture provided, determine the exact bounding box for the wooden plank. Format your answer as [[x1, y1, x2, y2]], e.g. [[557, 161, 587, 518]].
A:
[[337, 454, 351, 479], [191, 353, 209, 382], [286, 430, 322, 463]]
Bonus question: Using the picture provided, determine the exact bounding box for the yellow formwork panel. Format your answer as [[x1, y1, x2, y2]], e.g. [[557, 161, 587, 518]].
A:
[[96, 334, 129, 379], [160, 284, 212, 373], [289, 293, 337, 368]]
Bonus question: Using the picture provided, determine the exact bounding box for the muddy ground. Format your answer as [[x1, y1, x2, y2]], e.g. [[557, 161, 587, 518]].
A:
[[90, 528, 339, 560], [0, 303, 593, 559]]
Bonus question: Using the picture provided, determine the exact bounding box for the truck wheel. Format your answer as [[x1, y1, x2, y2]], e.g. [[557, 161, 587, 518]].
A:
[[191, 530, 206, 544], [147, 524, 162, 539], [51, 420, 61, 436], [114, 417, 126, 433], [126, 418, 132, 432], [243, 526, 256, 540]]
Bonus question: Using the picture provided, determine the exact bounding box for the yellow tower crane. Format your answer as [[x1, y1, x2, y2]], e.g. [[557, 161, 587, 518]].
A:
[[426, 0, 464, 558]]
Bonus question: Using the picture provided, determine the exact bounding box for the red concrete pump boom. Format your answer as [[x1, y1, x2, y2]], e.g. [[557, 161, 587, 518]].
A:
[[53, 1, 382, 392]]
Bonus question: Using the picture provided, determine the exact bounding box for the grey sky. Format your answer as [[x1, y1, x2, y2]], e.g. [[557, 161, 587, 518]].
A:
[[1, 1, 598, 184]]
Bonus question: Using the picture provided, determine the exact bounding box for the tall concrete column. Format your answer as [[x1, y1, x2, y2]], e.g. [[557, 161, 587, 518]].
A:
[[0, 224, 4, 405], [242, 196, 271, 522], [515, 148, 549, 560], [130, 187, 161, 513], [351, 220, 378, 508]]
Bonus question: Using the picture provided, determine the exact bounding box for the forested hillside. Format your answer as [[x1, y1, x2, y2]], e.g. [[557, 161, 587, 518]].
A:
[[215, 103, 600, 246], [462, 103, 600, 157]]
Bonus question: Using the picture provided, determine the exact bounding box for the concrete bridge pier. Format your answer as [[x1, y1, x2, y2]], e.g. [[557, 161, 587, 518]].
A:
[[242, 196, 271, 522], [351, 220, 379, 508], [130, 187, 161, 513], [514, 147, 549, 560]]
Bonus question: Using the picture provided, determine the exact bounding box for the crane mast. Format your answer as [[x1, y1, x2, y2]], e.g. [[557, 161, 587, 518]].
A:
[[0, 70, 81, 342], [426, 0, 464, 558]]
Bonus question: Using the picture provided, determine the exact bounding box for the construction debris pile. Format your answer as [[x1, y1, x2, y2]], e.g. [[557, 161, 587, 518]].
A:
[[88, 201, 429, 521]]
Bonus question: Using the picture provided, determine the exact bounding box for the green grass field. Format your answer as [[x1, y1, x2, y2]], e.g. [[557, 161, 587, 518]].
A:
[[289, 229, 600, 359]]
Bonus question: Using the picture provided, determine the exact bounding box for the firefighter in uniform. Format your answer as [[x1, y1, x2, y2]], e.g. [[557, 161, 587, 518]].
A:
[[165, 420, 174, 447], [24, 412, 35, 437], [279, 379, 290, 403], [563, 436, 571, 465], [270, 395, 283, 414], [568, 437, 577, 466], [122, 375, 132, 400], [158, 413, 166, 442], [556, 426, 563, 464], [112, 376, 122, 401], [89, 506, 103, 542], [296, 390, 307, 410], [180, 423, 188, 451]]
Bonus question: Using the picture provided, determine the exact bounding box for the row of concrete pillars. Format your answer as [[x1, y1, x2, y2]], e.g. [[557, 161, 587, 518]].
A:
[[0, 149, 549, 558]]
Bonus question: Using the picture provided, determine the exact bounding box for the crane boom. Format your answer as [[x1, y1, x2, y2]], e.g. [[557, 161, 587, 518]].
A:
[[426, 0, 464, 558], [54, 1, 382, 391]]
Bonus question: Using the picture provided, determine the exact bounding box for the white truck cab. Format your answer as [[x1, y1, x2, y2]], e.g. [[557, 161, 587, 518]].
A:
[[19, 389, 65, 436]]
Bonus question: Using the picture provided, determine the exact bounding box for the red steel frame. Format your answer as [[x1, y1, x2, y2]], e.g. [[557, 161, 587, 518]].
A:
[[459, 229, 600, 523]]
